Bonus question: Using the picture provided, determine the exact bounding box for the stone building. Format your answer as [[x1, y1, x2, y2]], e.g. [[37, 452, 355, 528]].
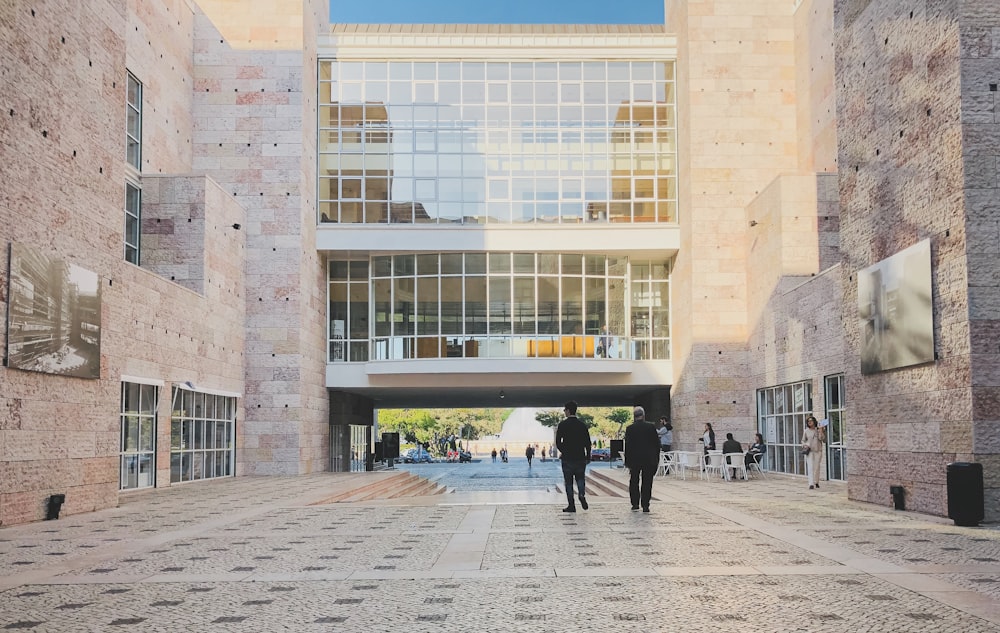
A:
[[0, 0, 997, 526]]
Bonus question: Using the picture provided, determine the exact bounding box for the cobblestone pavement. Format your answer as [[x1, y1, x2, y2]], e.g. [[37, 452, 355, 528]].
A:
[[1, 467, 999, 632]]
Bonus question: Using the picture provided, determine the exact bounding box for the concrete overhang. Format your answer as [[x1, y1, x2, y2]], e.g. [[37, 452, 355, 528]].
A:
[[317, 224, 680, 260], [326, 359, 673, 408]]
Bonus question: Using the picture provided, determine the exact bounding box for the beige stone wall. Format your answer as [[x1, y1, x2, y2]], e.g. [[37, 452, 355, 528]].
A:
[[0, 0, 246, 525], [666, 0, 802, 448], [747, 263, 846, 434], [126, 0, 195, 173], [835, 0, 999, 518], [794, 0, 837, 173], [190, 0, 330, 476]]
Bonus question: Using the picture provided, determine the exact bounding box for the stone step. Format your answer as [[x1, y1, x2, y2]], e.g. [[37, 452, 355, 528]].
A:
[[587, 469, 630, 497], [310, 471, 418, 504]]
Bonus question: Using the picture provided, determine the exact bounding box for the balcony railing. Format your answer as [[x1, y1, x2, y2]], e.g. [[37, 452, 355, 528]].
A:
[[356, 334, 669, 361]]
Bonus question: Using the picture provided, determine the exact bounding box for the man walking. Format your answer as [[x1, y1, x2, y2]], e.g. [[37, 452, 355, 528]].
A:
[[555, 401, 592, 513], [624, 406, 660, 512]]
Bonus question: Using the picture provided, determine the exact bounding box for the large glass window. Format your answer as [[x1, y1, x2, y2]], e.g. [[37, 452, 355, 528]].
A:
[[318, 59, 677, 225], [169, 387, 236, 483], [120, 382, 157, 490], [756, 381, 813, 476], [331, 254, 667, 362]]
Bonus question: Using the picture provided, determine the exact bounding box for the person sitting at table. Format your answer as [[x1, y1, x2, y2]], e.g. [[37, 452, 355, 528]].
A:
[[745, 433, 766, 471], [721, 432, 743, 480]]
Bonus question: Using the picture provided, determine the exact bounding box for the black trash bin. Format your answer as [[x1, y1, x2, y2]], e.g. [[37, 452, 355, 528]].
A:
[[46, 494, 66, 520], [889, 485, 905, 510], [946, 462, 984, 527]]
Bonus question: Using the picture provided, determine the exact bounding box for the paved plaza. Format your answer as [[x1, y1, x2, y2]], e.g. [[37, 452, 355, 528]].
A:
[[1, 460, 999, 632]]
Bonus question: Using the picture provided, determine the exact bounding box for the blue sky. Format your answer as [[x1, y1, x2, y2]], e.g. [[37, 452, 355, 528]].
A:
[[329, 0, 664, 24]]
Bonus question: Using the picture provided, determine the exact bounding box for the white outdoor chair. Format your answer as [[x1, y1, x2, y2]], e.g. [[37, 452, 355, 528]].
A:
[[745, 452, 766, 479], [703, 451, 726, 481], [657, 451, 675, 477], [723, 452, 748, 481], [677, 451, 702, 480]]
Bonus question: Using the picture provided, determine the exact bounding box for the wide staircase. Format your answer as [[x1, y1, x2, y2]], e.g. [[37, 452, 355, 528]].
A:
[[553, 468, 630, 498], [309, 471, 449, 504]]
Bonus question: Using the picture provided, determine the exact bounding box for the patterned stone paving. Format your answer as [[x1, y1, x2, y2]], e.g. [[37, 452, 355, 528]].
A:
[[0, 467, 998, 632]]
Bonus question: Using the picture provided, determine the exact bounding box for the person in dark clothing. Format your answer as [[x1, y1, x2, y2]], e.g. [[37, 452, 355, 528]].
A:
[[745, 433, 766, 469], [525, 444, 534, 467], [722, 432, 742, 455], [721, 432, 743, 480], [555, 400, 592, 513], [624, 406, 660, 512]]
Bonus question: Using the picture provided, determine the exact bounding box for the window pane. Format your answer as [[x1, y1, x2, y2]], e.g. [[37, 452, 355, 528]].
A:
[[393, 277, 415, 335], [465, 277, 487, 334], [561, 276, 583, 335], [139, 418, 154, 452], [441, 277, 463, 334], [488, 277, 511, 334], [489, 253, 510, 274], [513, 277, 535, 334], [537, 277, 559, 334], [417, 277, 439, 335], [374, 279, 391, 336]]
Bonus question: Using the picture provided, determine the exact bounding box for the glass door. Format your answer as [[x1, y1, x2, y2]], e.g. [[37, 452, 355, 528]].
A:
[[121, 382, 157, 490], [350, 424, 369, 472], [756, 381, 812, 475], [824, 374, 847, 481]]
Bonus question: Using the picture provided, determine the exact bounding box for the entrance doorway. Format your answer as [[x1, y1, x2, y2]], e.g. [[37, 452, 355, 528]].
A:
[[825, 374, 847, 481]]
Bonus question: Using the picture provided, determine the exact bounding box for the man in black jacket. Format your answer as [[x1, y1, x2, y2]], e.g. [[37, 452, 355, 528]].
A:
[[624, 406, 660, 512], [555, 401, 592, 513]]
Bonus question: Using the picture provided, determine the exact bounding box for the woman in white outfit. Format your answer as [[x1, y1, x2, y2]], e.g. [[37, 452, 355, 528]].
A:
[[802, 415, 825, 489]]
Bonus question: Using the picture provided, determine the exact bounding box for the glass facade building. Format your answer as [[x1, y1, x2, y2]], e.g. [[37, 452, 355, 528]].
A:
[[318, 59, 677, 224], [319, 41, 677, 366], [329, 254, 670, 362]]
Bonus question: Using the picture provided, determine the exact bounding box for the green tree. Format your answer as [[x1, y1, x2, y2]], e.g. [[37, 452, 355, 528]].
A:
[[535, 410, 563, 428], [536, 409, 596, 428], [607, 408, 632, 438], [377, 407, 514, 446]]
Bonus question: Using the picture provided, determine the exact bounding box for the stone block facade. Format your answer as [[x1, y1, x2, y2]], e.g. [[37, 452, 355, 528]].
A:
[[835, 0, 1000, 519], [2, 0, 998, 526], [0, 0, 326, 526]]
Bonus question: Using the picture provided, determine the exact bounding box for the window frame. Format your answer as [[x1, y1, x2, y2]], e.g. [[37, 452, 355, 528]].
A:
[[126, 71, 142, 170], [124, 180, 141, 265], [120, 381, 158, 491]]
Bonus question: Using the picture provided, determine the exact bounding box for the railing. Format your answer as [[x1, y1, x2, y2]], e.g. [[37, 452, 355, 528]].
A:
[[366, 334, 668, 361]]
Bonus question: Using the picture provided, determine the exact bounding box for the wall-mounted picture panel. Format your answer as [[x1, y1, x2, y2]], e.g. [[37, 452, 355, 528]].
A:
[[5, 242, 102, 378], [858, 238, 933, 375]]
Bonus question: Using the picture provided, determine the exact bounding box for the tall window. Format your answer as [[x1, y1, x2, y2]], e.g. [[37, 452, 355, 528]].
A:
[[630, 261, 671, 359], [125, 72, 142, 264], [124, 182, 141, 265], [120, 382, 157, 490], [329, 260, 370, 362], [756, 381, 812, 476], [170, 387, 236, 483], [825, 374, 846, 481], [126, 72, 142, 169]]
